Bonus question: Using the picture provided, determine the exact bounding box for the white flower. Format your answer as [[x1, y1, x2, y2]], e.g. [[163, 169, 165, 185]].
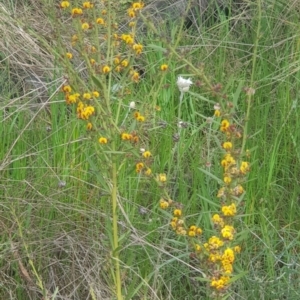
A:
[[177, 76, 193, 92], [129, 101, 136, 109]]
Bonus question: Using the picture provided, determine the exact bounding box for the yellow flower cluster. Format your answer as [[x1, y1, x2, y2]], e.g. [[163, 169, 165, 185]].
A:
[[132, 43, 143, 55], [210, 275, 230, 290], [212, 214, 225, 227], [121, 132, 139, 143], [170, 213, 186, 236], [221, 203, 237, 217], [221, 225, 235, 240], [134, 111, 145, 122], [77, 101, 95, 120], [188, 225, 203, 237], [159, 198, 170, 209], [127, 2, 144, 18]]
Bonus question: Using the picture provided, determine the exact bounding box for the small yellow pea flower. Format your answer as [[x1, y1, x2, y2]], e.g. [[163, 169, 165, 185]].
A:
[[160, 64, 168, 71], [62, 85, 71, 93], [96, 18, 105, 25], [81, 22, 90, 30], [92, 91, 99, 97], [173, 209, 182, 217], [102, 65, 111, 74], [145, 168, 152, 176], [136, 115, 145, 122], [132, 43, 143, 55], [131, 71, 140, 82], [60, 1, 70, 9], [142, 151, 151, 158], [83, 1, 93, 9], [83, 93, 91, 100], [158, 173, 167, 182], [66, 52, 73, 59], [121, 60, 129, 67], [222, 141, 233, 150], [214, 109, 221, 117], [99, 137, 108, 144], [72, 8, 83, 16], [160, 199, 169, 209]]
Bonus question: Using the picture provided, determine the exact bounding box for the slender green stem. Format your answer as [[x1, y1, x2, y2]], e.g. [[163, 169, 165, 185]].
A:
[[111, 147, 123, 300]]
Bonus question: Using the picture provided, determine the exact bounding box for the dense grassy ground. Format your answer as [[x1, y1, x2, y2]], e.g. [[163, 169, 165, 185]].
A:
[[1, 0, 300, 299]]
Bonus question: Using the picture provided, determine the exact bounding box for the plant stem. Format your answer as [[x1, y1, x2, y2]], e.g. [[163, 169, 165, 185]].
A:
[[111, 149, 123, 300]]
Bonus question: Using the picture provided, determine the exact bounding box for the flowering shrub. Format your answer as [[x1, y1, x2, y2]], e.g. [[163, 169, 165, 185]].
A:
[[57, 1, 251, 299]]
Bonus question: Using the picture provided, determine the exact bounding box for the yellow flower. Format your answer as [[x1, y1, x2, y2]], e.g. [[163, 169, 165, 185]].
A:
[[99, 137, 108, 144], [129, 21, 136, 27], [86, 122, 93, 130], [66, 94, 78, 104], [60, 1, 70, 8], [196, 227, 203, 235], [121, 34, 134, 44], [102, 65, 111, 74], [91, 46, 97, 53], [72, 8, 83, 16], [221, 225, 235, 240], [217, 187, 226, 198], [62, 85, 71, 93], [210, 276, 230, 290], [121, 132, 131, 140], [240, 161, 250, 174], [81, 22, 90, 30], [136, 114, 145, 122], [132, 2, 144, 10], [212, 214, 224, 227], [79, 105, 95, 120], [132, 43, 143, 55], [195, 244, 201, 252], [158, 173, 167, 182], [208, 236, 224, 250], [222, 141, 233, 150], [83, 1, 93, 9], [214, 109, 221, 117], [188, 230, 196, 237], [222, 248, 235, 263], [66, 52, 73, 59], [83, 93, 91, 100], [127, 8, 136, 18], [92, 91, 99, 98], [234, 245, 241, 253], [131, 71, 140, 82], [96, 18, 105, 25], [223, 175, 232, 184], [113, 57, 120, 65], [115, 66, 122, 73], [160, 199, 169, 209], [209, 253, 221, 263], [160, 64, 168, 71], [222, 203, 237, 217], [90, 58, 96, 65], [121, 59, 129, 67], [173, 209, 182, 217], [135, 162, 144, 173], [189, 225, 197, 231], [222, 260, 233, 274], [220, 119, 230, 132], [145, 168, 152, 176], [142, 151, 151, 158]]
